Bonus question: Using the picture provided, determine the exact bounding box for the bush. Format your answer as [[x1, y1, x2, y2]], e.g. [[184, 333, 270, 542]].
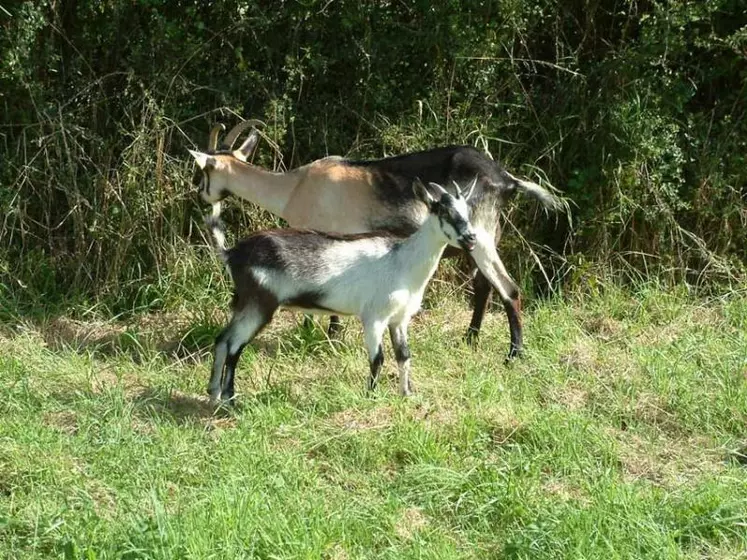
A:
[[1, 0, 745, 309]]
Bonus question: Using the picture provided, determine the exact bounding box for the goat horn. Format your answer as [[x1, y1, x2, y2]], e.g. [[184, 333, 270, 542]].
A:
[[208, 123, 225, 151], [452, 179, 464, 198], [464, 176, 478, 200], [221, 119, 265, 150]]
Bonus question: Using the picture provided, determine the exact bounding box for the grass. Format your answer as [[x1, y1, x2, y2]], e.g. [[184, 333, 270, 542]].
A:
[[0, 284, 746, 559]]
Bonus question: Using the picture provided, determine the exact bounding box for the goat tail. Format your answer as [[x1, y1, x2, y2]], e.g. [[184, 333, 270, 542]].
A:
[[505, 172, 565, 212]]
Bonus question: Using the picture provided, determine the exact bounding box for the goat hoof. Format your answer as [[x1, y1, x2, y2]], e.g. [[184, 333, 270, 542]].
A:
[[327, 324, 343, 340], [220, 396, 237, 408], [366, 381, 379, 395], [400, 384, 415, 397], [504, 347, 523, 364], [208, 386, 221, 405], [464, 328, 479, 348]]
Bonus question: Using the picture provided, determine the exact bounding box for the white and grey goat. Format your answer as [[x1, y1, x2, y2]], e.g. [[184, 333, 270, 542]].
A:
[[189, 122, 563, 360], [205, 178, 478, 404]]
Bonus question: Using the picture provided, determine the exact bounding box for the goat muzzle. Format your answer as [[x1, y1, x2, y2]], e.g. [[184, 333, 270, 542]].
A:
[[460, 232, 477, 252]]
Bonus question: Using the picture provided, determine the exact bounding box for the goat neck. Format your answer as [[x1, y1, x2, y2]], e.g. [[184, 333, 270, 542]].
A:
[[390, 214, 449, 292], [207, 155, 300, 219]]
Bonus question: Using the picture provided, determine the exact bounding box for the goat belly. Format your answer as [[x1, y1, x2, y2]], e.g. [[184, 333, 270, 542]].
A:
[[282, 290, 337, 314]]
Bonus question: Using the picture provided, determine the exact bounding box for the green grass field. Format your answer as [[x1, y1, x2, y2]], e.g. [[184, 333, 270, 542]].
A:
[[1, 285, 746, 559]]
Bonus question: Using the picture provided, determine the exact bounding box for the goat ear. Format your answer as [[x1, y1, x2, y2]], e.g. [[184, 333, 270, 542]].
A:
[[413, 178, 435, 205], [188, 150, 215, 171], [428, 181, 449, 200], [463, 176, 478, 200], [234, 129, 260, 162], [221, 120, 258, 150]]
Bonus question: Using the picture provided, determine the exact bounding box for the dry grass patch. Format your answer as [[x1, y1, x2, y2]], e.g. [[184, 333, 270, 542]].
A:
[[203, 415, 240, 432], [546, 382, 588, 411], [131, 387, 230, 430], [38, 309, 218, 360], [324, 400, 464, 434], [478, 407, 526, 447], [41, 316, 128, 353], [579, 313, 626, 342], [559, 335, 638, 384], [394, 506, 429, 540], [89, 363, 145, 396], [629, 391, 679, 431], [634, 305, 725, 347], [559, 335, 599, 371], [133, 309, 210, 336], [322, 544, 350, 560], [42, 410, 78, 435], [540, 477, 590, 504], [414, 400, 462, 427], [326, 405, 396, 431], [615, 430, 724, 486]]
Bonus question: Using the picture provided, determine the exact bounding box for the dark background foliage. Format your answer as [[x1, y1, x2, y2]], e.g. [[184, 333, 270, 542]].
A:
[[1, 0, 745, 310]]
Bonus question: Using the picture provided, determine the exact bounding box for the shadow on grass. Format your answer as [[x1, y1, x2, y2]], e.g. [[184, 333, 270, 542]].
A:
[[129, 382, 298, 426], [35, 312, 347, 365], [132, 387, 216, 424]]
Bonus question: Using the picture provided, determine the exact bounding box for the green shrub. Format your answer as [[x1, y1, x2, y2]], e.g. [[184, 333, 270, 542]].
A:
[[1, 0, 745, 308]]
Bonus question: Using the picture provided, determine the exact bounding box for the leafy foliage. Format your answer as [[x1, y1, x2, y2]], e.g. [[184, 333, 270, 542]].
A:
[[1, 0, 745, 306]]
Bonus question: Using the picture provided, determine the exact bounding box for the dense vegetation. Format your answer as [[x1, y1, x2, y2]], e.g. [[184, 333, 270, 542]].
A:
[[1, 0, 745, 311]]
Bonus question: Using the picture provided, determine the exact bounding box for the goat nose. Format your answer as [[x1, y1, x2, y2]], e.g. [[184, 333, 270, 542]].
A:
[[462, 232, 477, 251]]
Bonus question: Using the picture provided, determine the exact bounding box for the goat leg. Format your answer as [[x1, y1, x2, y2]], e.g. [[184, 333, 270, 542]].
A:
[[465, 269, 493, 346]]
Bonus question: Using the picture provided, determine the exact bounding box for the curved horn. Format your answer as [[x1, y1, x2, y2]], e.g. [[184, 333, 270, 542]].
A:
[[221, 119, 265, 150], [208, 123, 225, 151]]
